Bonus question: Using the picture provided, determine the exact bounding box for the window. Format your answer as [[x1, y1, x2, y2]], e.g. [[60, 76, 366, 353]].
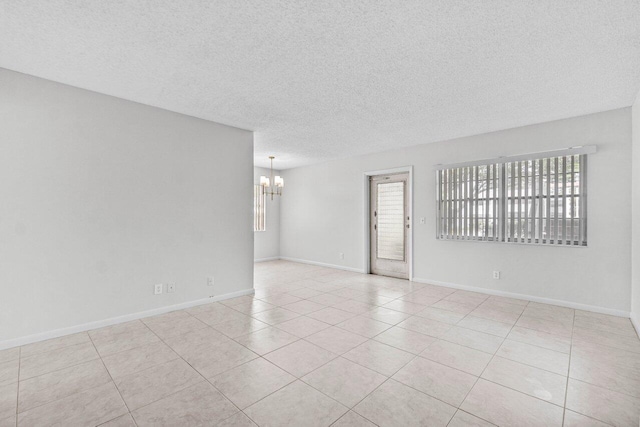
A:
[[436, 147, 594, 246], [254, 184, 266, 231], [437, 163, 501, 241]]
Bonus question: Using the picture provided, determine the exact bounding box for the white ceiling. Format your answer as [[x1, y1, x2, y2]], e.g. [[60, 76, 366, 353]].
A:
[[2, 1, 640, 169]]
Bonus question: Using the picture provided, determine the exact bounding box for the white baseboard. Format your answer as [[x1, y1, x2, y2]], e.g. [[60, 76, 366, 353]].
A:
[[631, 312, 640, 338], [254, 257, 281, 263], [412, 277, 630, 318], [279, 257, 366, 274], [0, 288, 255, 351]]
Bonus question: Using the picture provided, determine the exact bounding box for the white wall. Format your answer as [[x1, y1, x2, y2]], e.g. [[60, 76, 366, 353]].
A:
[[281, 108, 632, 314], [632, 96, 640, 331], [0, 69, 254, 345], [254, 166, 281, 261]]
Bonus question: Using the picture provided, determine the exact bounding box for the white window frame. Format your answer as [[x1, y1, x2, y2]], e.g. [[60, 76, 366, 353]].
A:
[[435, 146, 595, 246]]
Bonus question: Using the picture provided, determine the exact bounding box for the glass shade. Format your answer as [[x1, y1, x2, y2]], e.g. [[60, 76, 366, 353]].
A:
[[260, 176, 270, 187], [274, 176, 284, 187]]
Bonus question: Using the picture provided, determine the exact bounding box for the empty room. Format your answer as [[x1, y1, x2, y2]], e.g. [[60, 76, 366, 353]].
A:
[[1, 1, 640, 426]]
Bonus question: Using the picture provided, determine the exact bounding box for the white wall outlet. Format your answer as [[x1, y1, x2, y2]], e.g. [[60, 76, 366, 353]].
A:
[[207, 276, 214, 287], [154, 283, 163, 295], [339, 252, 344, 260], [420, 217, 426, 224], [493, 271, 500, 279], [167, 283, 176, 293]]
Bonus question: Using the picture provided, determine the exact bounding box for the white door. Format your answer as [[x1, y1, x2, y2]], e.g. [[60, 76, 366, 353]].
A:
[[370, 173, 409, 279]]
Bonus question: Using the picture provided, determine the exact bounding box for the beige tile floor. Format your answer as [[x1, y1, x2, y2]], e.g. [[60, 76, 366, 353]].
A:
[[2, 260, 640, 426]]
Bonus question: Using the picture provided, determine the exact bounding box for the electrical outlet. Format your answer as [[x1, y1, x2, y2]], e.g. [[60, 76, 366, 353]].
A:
[[207, 276, 214, 287], [167, 283, 176, 293], [420, 217, 426, 224], [154, 284, 163, 295], [493, 271, 500, 279], [339, 252, 344, 260]]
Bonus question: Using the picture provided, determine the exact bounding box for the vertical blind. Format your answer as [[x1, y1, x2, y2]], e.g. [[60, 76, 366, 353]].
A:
[[436, 147, 592, 246], [254, 184, 266, 231], [503, 155, 586, 245], [436, 163, 501, 241]]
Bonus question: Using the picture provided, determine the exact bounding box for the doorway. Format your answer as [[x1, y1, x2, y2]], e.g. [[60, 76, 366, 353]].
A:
[[369, 172, 410, 279]]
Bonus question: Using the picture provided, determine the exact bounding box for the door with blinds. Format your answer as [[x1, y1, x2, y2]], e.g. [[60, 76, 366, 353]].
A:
[[370, 173, 409, 279]]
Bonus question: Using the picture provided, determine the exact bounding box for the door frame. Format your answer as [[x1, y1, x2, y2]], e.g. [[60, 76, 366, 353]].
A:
[[363, 166, 413, 281]]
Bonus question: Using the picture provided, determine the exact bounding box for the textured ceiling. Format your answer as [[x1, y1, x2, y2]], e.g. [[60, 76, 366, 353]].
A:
[[1, 1, 640, 169]]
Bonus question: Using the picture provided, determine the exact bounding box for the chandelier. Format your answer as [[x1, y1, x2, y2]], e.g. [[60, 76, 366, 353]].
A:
[[260, 156, 284, 200]]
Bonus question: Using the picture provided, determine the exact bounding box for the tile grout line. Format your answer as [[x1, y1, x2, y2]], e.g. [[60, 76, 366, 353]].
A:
[[87, 332, 138, 427], [408, 335, 575, 410], [249, 285, 575, 423], [13, 341, 114, 408], [328, 412, 380, 427], [224, 300, 414, 424], [223, 281, 384, 421], [18, 339, 99, 372], [242, 361, 351, 426], [260, 271, 639, 368], [93, 323, 165, 358], [232, 356, 300, 426], [560, 313, 621, 426], [330, 357, 417, 425], [98, 319, 230, 423], [10, 262, 639, 426], [245, 274, 640, 416], [343, 311, 468, 416], [175, 305, 356, 427], [310, 294, 467, 421], [561, 309, 576, 426], [445, 298, 531, 426], [212, 282, 640, 424], [13, 360, 117, 418], [130, 320, 245, 426], [377, 323, 574, 413], [14, 347, 21, 427], [444, 298, 509, 427]]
